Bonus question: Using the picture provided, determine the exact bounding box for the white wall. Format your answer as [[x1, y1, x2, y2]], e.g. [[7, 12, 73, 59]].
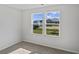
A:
[[0, 5, 22, 51], [22, 5, 79, 53]]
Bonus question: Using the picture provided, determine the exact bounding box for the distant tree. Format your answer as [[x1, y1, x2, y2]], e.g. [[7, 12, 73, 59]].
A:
[[33, 25, 39, 29], [46, 18, 59, 24]]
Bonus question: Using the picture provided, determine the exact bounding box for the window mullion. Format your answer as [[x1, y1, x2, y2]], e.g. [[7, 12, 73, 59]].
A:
[[42, 13, 46, 35]]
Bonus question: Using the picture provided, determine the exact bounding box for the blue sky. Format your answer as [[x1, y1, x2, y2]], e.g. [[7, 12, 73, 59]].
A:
[[47, 12, 60, 19], [33, 13, 44, 21], [33, 12, 60, 21]]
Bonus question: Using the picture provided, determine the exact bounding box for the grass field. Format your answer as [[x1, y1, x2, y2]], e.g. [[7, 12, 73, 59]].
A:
[[33, 25, 59, 36], [33, 28, 42, 34], [46, 25, 59, 35], [46, 29, 59, 35]]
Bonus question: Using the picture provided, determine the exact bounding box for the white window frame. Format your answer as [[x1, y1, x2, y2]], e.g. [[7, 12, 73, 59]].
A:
[[45, 11, 60, 37], [31, 12, 44, 35], [31, 11, 60, 37]]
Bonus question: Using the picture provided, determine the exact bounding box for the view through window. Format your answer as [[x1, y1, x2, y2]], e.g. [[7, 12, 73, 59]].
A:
[[32, 13, 44, 34], [32, 11, 60, 36], [46, 11, 60, 36]]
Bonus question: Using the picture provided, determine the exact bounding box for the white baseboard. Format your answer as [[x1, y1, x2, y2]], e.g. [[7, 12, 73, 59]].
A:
[[23, 40, 78, 54]]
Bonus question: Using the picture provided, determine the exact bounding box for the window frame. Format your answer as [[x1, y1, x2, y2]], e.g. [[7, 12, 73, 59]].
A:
[[31, 11, 60, 37], [31, 12, 44, 35], [45, 11, 60, 37]]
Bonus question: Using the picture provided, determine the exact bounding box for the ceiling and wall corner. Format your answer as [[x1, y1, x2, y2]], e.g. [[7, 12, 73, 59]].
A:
[[1, 4, 52, 10]]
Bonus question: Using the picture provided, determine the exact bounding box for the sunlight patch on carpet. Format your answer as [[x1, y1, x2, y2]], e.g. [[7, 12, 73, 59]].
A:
[[9, 48, 32, 54]]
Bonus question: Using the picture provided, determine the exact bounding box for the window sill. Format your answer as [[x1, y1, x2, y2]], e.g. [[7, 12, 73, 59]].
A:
[[32, 33, 60, 38]]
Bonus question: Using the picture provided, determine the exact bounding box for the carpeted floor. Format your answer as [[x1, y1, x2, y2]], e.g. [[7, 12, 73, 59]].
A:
[[0, 41, 74, 54]]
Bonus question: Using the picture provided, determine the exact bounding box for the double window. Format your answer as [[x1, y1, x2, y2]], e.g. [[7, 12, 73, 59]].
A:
[[32, 11, 60, 36]]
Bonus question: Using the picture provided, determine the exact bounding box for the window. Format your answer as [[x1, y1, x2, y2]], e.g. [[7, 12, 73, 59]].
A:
[[32, 11, 60, 36], [32, 13, 44, 34], [46, 11, 60, 36]]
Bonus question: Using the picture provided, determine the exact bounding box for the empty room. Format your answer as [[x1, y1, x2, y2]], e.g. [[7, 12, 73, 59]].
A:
[[0, 4, 79, 54]]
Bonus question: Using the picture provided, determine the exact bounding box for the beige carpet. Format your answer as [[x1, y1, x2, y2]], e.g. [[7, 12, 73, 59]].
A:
[[0, 41, 74, 54]]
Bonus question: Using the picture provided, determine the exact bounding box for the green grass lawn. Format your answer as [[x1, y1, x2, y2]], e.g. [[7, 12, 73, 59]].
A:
[[33, 28, 59, 36], [33, 28, 42, 34], [46, 29, 59, 36]]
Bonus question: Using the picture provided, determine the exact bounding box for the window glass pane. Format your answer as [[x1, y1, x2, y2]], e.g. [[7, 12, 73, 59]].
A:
[[46, 11, 60, 36], [32, 13, 44, 34]]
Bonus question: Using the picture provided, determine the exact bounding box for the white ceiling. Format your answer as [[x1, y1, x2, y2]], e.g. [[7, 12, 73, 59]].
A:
[[3, 4, 51, 10]]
